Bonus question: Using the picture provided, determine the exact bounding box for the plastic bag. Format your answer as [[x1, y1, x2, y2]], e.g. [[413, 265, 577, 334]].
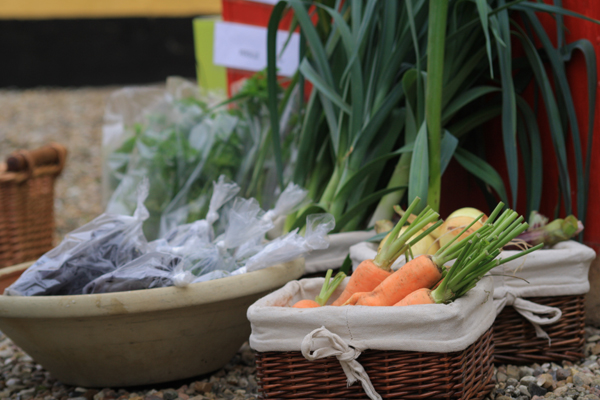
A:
[[102, 78, 215, 205], [83, 179, 334, 293], [178, 213, 334, 286], [6, 181, 151, 296], [244, 214, 335, 272], [262, 183, 309, 222], [159, 176, 240, 246], [104, 90, 210, 239], [81, 252, 180, 294], [102, 76, 296, 241]]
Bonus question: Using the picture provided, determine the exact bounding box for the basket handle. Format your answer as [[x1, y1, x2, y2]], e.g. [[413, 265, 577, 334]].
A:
[[6, 143, 67, 175]]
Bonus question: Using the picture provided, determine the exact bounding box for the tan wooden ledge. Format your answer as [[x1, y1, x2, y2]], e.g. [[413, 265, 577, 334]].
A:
[[0, 0, 221, 19]]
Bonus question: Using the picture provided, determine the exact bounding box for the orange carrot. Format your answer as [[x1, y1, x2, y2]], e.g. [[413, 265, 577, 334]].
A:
[[394, 204, 544, 307], [292, 269, 346, 308], [331, 261, 390, 306], [393, 288, 434, 306], [341, 291, 371, 306], [293, 299, 321, 308], [350, 211, 495, 307], [354, 255, 442, 306], [331, 198, 442, 306]]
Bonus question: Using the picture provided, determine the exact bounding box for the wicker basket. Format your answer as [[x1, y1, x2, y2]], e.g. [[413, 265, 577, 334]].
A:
[[255, 328, 495, 399], [493, 295, 585, 365], [0, 143, 67, 268]]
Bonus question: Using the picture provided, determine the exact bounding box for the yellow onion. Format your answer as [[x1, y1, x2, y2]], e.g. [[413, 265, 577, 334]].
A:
[[437, 207, 488, 249], [378, 226, 439, 255]]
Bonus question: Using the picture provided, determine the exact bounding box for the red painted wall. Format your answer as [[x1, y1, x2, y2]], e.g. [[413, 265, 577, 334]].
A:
[[560, 0, 600, 251], [441, 2, 600, 252]]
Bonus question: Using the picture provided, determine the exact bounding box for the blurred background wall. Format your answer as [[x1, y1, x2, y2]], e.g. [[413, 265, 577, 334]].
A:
[[0, 0, 221, 87]]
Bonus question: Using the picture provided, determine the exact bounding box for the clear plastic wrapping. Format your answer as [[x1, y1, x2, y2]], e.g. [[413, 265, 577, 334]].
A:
[[102, 77, 297, 241], [81, 252, 180, 294], [245, 214, 335, 272], [8, 176, 334, 296], [83, 179, 333, 293], [6, 181, 151, 296]]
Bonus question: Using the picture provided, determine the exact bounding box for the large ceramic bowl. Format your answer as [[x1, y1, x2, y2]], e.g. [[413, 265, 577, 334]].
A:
[[0, 259, 304, 387]]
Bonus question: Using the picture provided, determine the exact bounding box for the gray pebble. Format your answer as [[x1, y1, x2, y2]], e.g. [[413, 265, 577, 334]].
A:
[[520, 366, 535, 378], [507, 365, 521, 380], [507, 378, 519, 387], [18, 388, 35, 400], [521, 376, 537, 386], [574, 373, 593, 387], [528, 382, 548, 397], [533, 367, 545, 377], [162, 390, 178, 400], [518, 384, 531, 397], [5, 378, 20, 387], [497, 372, 508, 383], [557, 368, 572, 380]]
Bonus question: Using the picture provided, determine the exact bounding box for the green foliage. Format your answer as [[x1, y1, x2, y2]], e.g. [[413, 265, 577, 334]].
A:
[[266, 0, 599, 234], [106, 72, 289, 239]]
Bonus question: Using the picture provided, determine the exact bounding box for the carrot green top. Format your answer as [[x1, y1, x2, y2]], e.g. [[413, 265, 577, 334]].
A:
[[315, 269, 347, 306], [374, 197, 442, 271], [430, 203, 544, 304]]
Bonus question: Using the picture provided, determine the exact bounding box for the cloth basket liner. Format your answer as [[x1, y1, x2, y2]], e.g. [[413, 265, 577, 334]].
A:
[[304, 231, 374, 274], [248, 276, 494, 353], [349, 239, 596, 339], [492, 240, 594, 298]]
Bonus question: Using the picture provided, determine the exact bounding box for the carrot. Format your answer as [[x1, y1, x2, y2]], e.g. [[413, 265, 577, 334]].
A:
[[292, 269, 346, 308], [351, 211, 492, 307], [293, 299, 321, 308], [393, 288, 434, 306], [330, 198, 442, 306], [331, 261, 390, 305], [393, 204, 545, 307], [341, 291, 371, 306], [354, 255, 442, 306]]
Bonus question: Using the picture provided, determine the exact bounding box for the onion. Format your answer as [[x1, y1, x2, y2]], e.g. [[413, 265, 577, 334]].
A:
[[378, 226, 439, 256], [437, 207, 488, 248]]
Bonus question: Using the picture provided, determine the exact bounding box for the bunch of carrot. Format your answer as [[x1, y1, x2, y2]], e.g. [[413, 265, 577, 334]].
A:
[[294, 197, 442, 308], [395, 204, 543, 306], [331, 198, 442, 306], [343, 205, 490, 307], [291, 201, 543, 308]]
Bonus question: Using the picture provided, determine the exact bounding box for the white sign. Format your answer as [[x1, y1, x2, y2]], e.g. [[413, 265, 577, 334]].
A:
[[213, 21, 300, 77]]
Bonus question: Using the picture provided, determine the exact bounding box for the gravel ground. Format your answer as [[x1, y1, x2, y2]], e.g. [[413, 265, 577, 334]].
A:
[[0, 335, 258, 400], [0, 328, 599, 400], [486, 326, 600, 400]]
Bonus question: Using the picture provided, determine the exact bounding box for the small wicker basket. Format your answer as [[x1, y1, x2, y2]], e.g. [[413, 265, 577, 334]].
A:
[[493, 295, 585, 365], [255, 328, 495, 400], [0, 143, 67, 268]]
